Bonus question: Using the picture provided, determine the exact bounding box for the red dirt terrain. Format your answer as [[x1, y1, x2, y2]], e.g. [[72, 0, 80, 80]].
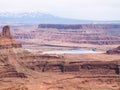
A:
[[0, 25, 120, 90]]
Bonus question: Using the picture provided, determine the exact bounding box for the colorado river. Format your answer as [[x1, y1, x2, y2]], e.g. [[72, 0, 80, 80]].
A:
[[42, 49, 102, 54]]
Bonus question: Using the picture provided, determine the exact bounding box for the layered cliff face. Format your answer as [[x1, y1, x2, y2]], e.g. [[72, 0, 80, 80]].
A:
[[38, 24, 120, 29], [13, 24, 120, 46], [0, 57, 26, 78], [20, 54, 120, 75], [37, 24, 120, 45]]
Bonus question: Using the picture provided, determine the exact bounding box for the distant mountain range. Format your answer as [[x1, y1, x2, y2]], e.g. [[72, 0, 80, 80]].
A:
[[0, 12, 120, 24]]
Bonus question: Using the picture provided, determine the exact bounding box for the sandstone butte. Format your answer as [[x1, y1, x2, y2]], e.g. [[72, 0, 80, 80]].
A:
[[0, 25, 22, 49], [0, 25, 26, 78]]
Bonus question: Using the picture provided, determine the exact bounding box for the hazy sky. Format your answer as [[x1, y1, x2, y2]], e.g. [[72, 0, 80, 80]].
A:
[[0, 0, 120, 20]]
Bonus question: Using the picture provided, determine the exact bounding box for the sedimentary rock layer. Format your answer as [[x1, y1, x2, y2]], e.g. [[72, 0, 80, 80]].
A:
[[38, 24, 120, 29], [13, 24, 120, 45], [20, 55, 120, 75]]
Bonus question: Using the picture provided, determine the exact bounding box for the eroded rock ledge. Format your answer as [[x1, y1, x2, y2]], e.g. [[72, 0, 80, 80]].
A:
[[38, 24, 120, 29], [106, 46, 120, 54], [20, 55, 120, 75]]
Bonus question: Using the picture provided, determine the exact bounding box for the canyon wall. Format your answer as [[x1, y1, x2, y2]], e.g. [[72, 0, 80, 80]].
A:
[[38, 24, 120, 29], [0, 25, 120, 79], [20, 55, 120, 75], [13, 24, 120, 45]]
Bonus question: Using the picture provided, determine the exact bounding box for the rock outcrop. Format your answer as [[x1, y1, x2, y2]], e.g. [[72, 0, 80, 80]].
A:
[[0, 25, 22, 50], [0, 25, 26, 78], [106, 46, 120, 54], [2, 25, 12, 39]]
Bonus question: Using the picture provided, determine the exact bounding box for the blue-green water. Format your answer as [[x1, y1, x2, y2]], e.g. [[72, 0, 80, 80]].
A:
[[43, 49, 101, 54]]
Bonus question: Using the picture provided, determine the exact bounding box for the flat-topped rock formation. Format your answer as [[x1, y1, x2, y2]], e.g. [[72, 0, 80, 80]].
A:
[[38, 24, 120, 45], [38, 24, 120, 29], [13, 24, 120, 46]]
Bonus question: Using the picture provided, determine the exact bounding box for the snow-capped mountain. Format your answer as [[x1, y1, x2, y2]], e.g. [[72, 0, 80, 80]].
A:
[[0, 12, 93, 24], [0, 12, 54, 18], [0, 12, 119, 24]]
